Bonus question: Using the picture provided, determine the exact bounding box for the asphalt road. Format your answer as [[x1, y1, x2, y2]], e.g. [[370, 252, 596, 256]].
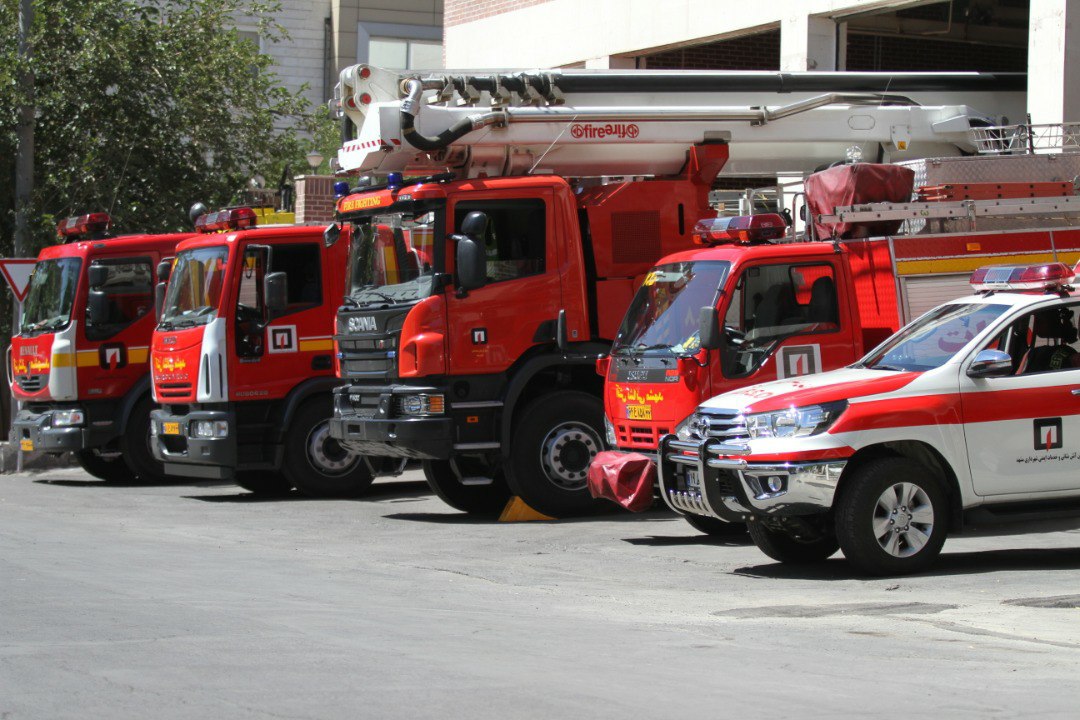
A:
[[3, 466, 1080, 719]]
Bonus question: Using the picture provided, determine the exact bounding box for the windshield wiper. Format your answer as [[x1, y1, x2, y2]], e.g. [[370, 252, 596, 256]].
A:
[[353, 287, 397, 305], [868, 363, 906, 371]]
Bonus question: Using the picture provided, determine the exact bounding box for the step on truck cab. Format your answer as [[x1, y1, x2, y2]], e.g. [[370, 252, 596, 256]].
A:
[[11, 214, 194, 481], [660, 261, 1080, 575], [327, 64, 1021, 517], [598, 154, 1080, 535], [148, 207, 375, 496]]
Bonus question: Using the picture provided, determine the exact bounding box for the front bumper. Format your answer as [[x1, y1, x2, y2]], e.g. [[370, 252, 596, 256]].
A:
[[328, 384, 455, 460], [150, 408, 236, 479], [12, 408, 90, 453], [658, 434, 846, 522]]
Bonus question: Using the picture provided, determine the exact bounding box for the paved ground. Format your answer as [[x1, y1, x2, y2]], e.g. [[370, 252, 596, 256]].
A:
[[3, 467, 1080, 719]]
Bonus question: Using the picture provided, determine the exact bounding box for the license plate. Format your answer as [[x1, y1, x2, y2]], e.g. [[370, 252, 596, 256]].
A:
[[686, 470, 700, 492], [163, 422, 181, 435], [626, 404, 652, 421], [19, 438, 33, 452]]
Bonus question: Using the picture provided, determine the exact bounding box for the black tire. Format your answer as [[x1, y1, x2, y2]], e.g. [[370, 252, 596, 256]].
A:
[[121, 397, 168, 482], [834, 457, 949, 576], [282, 400, 372, 498], [422, 459, 511, 515], [683, 513, 747, 537], [235, 470, 294, 497], [747, 520, 840, 564], [506, 391, 606, 518], [74, 448, 134, 483]]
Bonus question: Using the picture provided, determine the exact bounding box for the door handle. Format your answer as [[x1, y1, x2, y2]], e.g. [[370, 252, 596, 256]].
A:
[[1071, 389, 1080, 396]]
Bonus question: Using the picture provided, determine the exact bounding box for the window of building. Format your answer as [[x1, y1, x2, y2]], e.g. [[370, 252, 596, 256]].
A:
[[358, 22, 442, 70]]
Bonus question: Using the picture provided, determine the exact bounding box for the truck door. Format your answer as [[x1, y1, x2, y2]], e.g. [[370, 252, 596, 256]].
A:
[[960, 302, 1080, 496], [81, 254, 157, 397], [713, 260, 854, 390], [230, 239, 328, 400], [444, 192, 559, 376]]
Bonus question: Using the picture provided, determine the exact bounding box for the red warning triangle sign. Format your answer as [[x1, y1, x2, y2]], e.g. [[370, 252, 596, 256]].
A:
[[0, 259, 37, 302]]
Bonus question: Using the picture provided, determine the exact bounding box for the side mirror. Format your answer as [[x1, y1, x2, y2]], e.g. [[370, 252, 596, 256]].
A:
[[87, 289, 109, 326], [156, 260, 172, 283], [967, 349, 1014, 378], [323, 223, 341, 248], [154, 283, 166, 322], [455, 236, 486, 292], [88, 264, 109, 289], [264, 271, 288, 319], [699, 306, 722, 350]]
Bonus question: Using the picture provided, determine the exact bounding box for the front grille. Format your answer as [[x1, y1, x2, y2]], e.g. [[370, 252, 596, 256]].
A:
[[337, 336, 396, 351], [340, 356, 394, 377], [157, 382, 193, 399], [615, 422, 671, 448], [15, 374, 45, 392], [691, 409, 748, 443]]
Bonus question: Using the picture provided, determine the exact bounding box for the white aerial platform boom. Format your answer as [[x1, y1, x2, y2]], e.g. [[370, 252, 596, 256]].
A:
[[334, 66, 1025, 179]]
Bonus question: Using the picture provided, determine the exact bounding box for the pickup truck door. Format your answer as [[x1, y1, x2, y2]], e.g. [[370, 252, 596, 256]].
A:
[[960, 302, 1080, 496]]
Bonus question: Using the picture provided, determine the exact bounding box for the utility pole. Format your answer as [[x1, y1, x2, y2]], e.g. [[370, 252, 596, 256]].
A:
[[14, 0, 34, 259]]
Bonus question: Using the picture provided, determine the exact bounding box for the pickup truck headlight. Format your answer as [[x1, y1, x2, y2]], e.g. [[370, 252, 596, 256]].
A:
[[51, 409, 85, 427], [745, 401, 847, 440]]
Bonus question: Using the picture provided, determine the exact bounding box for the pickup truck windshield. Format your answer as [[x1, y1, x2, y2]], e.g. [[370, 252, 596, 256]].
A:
[[862, 302, 1009, 372], [160, 246, 228, 329], [613, 261, 730, 355], [20, 258, 82, 335], [348, 210, 437, 306]]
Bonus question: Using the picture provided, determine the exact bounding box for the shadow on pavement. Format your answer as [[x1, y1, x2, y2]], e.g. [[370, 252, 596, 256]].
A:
[[732, 545, 1080, 581], [623, 533, 754, 547], [185, 479, 432, 503], [34, 477, 232, 489], [385, 505, 678, 526]]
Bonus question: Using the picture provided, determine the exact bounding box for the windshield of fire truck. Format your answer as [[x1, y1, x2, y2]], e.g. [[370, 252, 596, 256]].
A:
[[159, 246, 229, 329], [861, 302, 1008, 372], [613, 261, 730, 355], [20, 258, 82, 335], [348, 210, 437, 306]]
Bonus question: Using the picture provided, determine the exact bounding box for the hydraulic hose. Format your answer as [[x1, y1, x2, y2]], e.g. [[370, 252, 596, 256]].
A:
[[400, 78, 506, 151]]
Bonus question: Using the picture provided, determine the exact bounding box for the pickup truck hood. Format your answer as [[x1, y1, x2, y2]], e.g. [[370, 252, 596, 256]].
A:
[[699, 367, 922, 415]]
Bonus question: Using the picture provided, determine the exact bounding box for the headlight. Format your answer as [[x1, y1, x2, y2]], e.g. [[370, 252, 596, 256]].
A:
[[396, 393, 445, 416], [745, 401, 847, 440], [674, 413, 697, 441], [51, 409, 85, 427], [604, 415, 617, 447], [192, 420, 229, 438]]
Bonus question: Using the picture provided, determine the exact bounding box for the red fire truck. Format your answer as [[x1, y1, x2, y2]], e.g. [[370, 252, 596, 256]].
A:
[[147, 207, 378, 496], [10, 214, 194, 481], [326, 65, 1023, 517], [600, 151, 1080, 534]]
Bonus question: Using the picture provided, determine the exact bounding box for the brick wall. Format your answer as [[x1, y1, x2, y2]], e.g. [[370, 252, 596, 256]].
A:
[[643, 30, 781, 70], [445, 0, 553, 27], [295, 175, 338, 224], [845, 33, 1027, 72]]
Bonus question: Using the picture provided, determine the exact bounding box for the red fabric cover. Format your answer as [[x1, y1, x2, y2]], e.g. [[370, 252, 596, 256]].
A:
[[587, 451, 656, 513], [805, 163, 915, 240]]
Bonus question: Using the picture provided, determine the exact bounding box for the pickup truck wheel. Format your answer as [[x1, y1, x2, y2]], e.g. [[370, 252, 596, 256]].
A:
[[75, 449, 134, 483], [683, 513, 747, 537], [121, 398, 168, 482], [747, 520, 839, 564], [283, 400, 372, 498], [235, 471, 293, 496], [507, 391, 605, 518], [422, 459, 510, 515], [835, 458, 948, 576]]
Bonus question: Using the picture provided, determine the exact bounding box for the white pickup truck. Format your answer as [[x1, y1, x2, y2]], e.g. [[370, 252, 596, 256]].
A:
[[659, 262, 1080, 575]]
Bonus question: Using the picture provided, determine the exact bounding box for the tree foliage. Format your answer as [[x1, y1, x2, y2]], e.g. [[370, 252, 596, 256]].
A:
[[0, 0, 323, 257]]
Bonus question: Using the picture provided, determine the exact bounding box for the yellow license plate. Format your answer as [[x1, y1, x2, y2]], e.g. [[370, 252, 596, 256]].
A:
[[626, 405, 652, 421], [20, 438, 33, 452], [163, 422, 181, 435]]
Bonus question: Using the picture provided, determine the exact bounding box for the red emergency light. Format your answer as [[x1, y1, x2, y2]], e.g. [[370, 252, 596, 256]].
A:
[[970, 262, 1076, 292], [57, 213, 111, 239], [692, 214, 787, 246], [194, 207, 258, 233]]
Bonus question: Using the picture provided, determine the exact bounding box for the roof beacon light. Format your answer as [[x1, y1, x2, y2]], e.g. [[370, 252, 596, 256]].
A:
[[57, 213, 111, 239], [194, 207, 258, 233], [969, 262, 1076, 292], [692, 214, 787, 246], [385, 172, 404, 191], [333, 181, 351, 199]]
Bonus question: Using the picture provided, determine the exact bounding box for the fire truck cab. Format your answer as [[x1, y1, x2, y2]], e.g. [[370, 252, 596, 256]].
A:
[[660, 262, 1080, 575], [148, 208, 372, 496], [10, 214, 193, 481]]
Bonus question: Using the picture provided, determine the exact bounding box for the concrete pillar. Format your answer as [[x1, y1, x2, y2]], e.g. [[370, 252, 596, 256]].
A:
[[780, 14, 837, 71], [584, 56, 637, 70], [1028, 0, 1080, 125]]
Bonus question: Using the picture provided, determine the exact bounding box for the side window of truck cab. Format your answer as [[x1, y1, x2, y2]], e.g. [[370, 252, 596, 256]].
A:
[[85, 257, 154, 341], [234, 242, 322, 359], [453, 200, 546, 283], [722, 262, 840, 377], [1009, 304, 1080, 374]]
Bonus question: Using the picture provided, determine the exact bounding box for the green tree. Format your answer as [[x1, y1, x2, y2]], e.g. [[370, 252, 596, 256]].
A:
[[0, 0, 320, 256]]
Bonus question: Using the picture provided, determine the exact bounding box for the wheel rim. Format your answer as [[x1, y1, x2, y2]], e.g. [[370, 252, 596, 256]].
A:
[[306, 421, 360, 477], [872, 482, 934, 558], [538, 421, 601, 491]]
